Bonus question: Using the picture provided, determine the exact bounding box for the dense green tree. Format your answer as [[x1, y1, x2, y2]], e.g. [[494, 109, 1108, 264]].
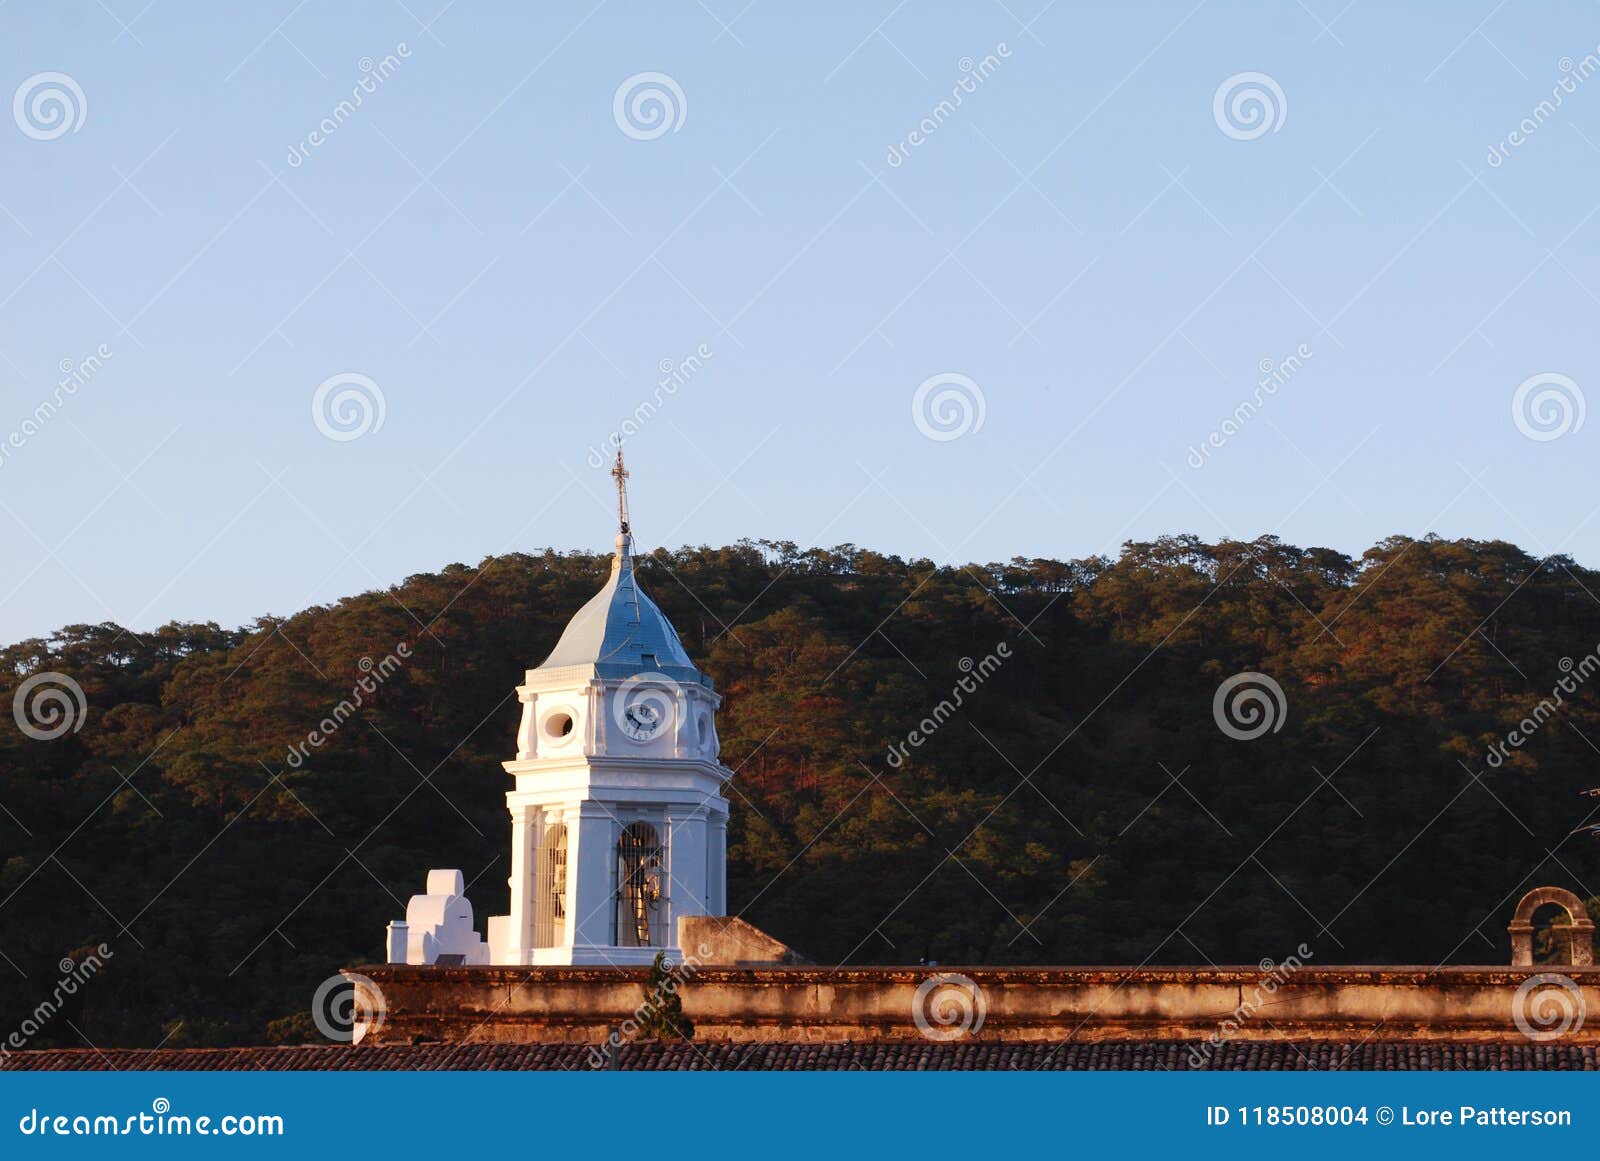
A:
[[1, 534, 1597, 1046]]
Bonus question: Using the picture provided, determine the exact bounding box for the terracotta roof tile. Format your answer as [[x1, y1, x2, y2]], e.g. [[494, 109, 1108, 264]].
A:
[[3, 1041, 1596, 1071]]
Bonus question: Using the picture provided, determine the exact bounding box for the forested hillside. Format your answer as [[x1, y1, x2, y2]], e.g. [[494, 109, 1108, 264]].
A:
[[2, 534, 1598, 1047]]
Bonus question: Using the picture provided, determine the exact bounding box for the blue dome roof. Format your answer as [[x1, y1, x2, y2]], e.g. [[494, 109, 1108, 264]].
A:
[[537, 533, 707, 684]]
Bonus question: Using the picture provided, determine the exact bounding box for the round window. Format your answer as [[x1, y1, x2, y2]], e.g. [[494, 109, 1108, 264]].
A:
[[543, 711, 575, 740]]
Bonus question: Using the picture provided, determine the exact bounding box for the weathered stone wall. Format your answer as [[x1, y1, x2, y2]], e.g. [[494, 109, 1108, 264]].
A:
[[679, 916, 811, 965], [346, 965, 1600, 1047]]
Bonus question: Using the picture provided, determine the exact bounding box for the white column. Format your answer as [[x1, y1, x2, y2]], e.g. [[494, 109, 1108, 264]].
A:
[[567, 802, 616, 953], [673, 689, 691, 758], [587, 682, 605, 754], [506, 802, 537, 963], [709, 810, 728, 915], [515, 690, 536, 759], [667, 806, 710, 939]]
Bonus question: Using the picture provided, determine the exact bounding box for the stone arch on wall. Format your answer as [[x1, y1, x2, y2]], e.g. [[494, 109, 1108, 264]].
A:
[[1508, 886, 1595, 966]]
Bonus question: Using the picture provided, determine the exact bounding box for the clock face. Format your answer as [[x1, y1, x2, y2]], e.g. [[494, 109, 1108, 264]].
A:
[[620, 699, 668, 741]]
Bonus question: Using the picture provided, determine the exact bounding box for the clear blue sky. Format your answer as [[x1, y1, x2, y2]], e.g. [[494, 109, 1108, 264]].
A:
[[1, 1, 1597, 644]]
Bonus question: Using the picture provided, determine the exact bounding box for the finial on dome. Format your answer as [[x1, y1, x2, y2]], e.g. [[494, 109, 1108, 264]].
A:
[[611, 448, 631, 535], [611, 448, 633, 559]]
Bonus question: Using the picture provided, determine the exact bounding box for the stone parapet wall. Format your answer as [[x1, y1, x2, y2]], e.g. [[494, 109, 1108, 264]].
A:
[[345, 964, 1600, 1047]]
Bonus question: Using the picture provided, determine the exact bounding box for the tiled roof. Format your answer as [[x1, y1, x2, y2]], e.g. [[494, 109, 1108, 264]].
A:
[[4, 1041, 1596, 1071]]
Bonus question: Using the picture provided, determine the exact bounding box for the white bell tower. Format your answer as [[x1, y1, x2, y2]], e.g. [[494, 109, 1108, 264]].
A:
[[485, 452, 731, 966]]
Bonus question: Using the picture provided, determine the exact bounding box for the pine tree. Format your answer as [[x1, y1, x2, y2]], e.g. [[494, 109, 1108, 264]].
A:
[[635, 951, 695, 1041]]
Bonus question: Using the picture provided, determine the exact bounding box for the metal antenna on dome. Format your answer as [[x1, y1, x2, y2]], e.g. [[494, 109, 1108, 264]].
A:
[[611, 448, 631, 537]]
